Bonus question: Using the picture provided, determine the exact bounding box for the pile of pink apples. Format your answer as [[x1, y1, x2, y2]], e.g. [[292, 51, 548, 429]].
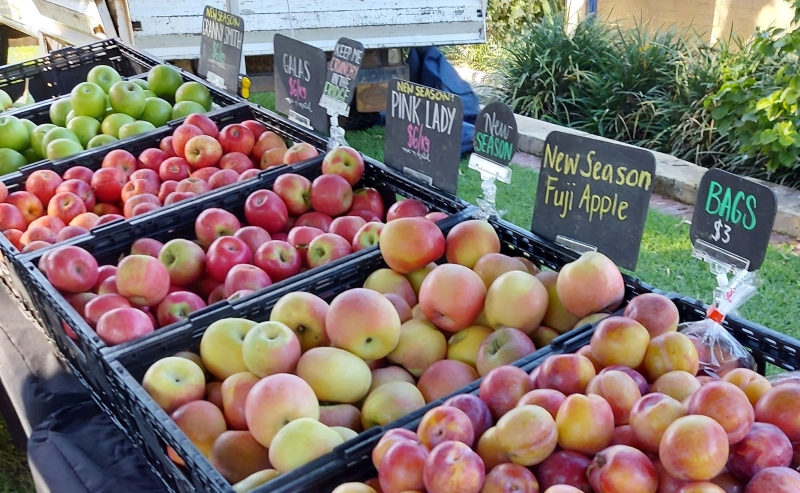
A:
[[131, 221, 637, 491], [37, 148, 453, 347], [334, 298, 800, 493], [0, 112, 319, 253]]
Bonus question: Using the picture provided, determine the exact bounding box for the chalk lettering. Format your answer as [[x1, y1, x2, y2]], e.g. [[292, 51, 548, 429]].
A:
[[424, 101, 456, 134], [705, 181, 758, 230], [390, 91, 421, 125], [282, 54, 310, 82], [407, 124, 431, 154], [482, 112, 511, 140]]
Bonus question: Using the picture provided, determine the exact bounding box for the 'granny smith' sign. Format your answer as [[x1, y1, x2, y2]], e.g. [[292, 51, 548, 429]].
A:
[[198, 6, 244, 94]]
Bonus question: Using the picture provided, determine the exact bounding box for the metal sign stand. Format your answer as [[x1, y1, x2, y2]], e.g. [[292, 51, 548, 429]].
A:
[[691, 240, 751, 311], [468, 154, 510, 220]]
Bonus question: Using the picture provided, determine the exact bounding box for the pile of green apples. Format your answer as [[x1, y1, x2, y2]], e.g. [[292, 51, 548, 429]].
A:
[[0, 63, 214, 175]]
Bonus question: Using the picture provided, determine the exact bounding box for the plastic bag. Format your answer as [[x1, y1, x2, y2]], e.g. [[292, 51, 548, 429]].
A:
[[679, 269, 760, 377], [767, 371, 800, 386]]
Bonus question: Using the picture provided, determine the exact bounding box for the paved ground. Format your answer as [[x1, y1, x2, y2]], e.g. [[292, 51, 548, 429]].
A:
[[512, 152, 800, 254]]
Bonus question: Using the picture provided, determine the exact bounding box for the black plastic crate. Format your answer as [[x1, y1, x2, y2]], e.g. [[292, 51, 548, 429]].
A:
[[0, 38, 161, 103], [100, 214, 651, 493]]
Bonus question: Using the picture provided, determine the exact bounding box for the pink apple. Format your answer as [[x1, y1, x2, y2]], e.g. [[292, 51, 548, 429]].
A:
[[387, 198, 428, 221], [295, 211, 333, 232], [94, 265, 117, 292], [158, 181, 179, 202], [97, 275, 120, 295], [138, 148, 168, 172], [244, 189, 288, 234], [90, 168, 127, 204], [47, 192, 86, 225], [0, 204, 27, 232], [92, 203, 122, 216], [219, 152, 254, 174], [423, 441, 485, 493], [286, 226, 325, 263], [25, 170, 63, 206], [164, 191, 196, 205], [443, 394, 493, 440], [116, 254, 171, 306], [272, 173, 312, 216], [176, 177, 211, 195], [130, 169, 161, 189], [185, 114, 219, 139], [479, 365, 533, 419], [209, 169, 239, 189], [45, 245, 99, 293], [418, 406, 475, 449], [306, 233, 352, 268], [348, 209, 382, 223], [63, 166, 94, 185], [84, 294, 131, 328], [219, 124, 255, 155], [195, 208, 242, 248], [224, 264, 272, 297], [156, 291, 207, 326], [172, 124, 204, 159], [131, 238, 164, 258], [233, 226, 271, 255], [29, 215, 65, 233], [102, 149, 137, 177], [6, 191, 44, 224], [349, 187, 385, 220], [206, 236, 252, 282], [254, 240, 302, 282], [238, 169, 260, 181], [352, 222, 384, 251], [121, 179, 158, 204], [191, 166, 219, 182], [329, 216, 367, 244], [159, 157, 191, 182], [3, 229, 23, 250], [185, 135, 223, 169], [56, 225, 89, 242], [207, 284, 227, 305], [160, 136, 178, 158], [94, 214, 124, 226], [310, 174, 353, 217], [322, 146, 365, 186], [123, 193, 161, 218], [96, 307, 155, 346], [426, 212, 449, 222], [22, 241, 51, 253], [132, 203, 159, 218], [241, 120, 266, 139], [20, 226, 56, 245]]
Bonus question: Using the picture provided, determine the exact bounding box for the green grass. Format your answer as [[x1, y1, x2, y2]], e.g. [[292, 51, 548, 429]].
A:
[[246, 91, 800, 339], [7, 45, 41, 64], [0, 419, 32, 493]]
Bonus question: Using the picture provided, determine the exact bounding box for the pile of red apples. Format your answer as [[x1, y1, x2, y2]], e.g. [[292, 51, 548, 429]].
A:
[[334, 298, 800, 493], [131, 219, 644, 491], [36, 147, 453, 347], [0, 112, 319, 253]]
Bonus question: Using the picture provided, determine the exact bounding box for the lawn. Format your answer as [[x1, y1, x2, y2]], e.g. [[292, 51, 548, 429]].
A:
[[252, 91, 800, 340]]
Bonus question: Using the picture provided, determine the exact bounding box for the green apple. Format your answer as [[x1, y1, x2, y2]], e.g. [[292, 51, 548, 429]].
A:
[[119, 121, 156, 139], [31, 124, 57, 158], [143, 90, 157, 99], [109, 81, 147, 118], [87, 65, 122, 93], [87, 134, 118, 149], [49, 98, 73, 127], [21, 148, 38, 164], [67, 116, 102, 147], [71, 82, 107, 119], [147, 64, 184, 102], [101, 113, 136, 138], [20, 118, 36, 135], [0, 116, 30, 151], [132, 79, 150, 90], [46, 138, 84, 160], [175, 82, 212, 111], [0, 89, 12, 110], [172, 101, 206, 119], [139, 98, 173, 128], [0, 149, 26, 174], [65, 110, 78, 126], [41, 127, 81, 153]]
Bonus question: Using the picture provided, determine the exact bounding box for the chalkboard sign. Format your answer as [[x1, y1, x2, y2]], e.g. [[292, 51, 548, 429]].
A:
[[384, 78, 463, 195], [469, 101, 518, 183], [319, 37, 365, 117], [690, 169, 777, 271], [198, 6, 245, 94], [273, 34, 329, 134], [531, 131, 656, 270]]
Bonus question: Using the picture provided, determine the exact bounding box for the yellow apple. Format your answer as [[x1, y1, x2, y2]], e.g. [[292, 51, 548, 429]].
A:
[[326, 288, 401, 360], [268, 417, 344, 473], [446, 325, 494, 367], [332, 426, 359, 442], [242, 321, 302, 377], [295, 347, 372, 404], [200, 318, 258, 380], [387, 319, 446, 377], [484, 271, 549, 335], [142, 356, 206, 414], [245, 373, 320, 448], [404, 262, 437, 297], [270, 292, 330, 352], [232, 469, 280, 493], [363, 268, 417, 308], [361, 381, 425, 429]]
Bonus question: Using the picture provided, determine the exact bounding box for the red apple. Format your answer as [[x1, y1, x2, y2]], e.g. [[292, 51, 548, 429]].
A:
[[329, 216, 367, 244], [535, 450, 593, 492], [63, 166, 94, 184], [426, 212, 449, 222], [158, 181, 179, 202], [587, 445, 658, 493], [379, 217, 445, 274], [160, 137, 178, 158], [252, 131, 287, 161], [164, 191, 196, 205], [206, 236, 252, 282], [443, 394, 493, 440], [479, 365, 533, 419], [22, 241, 50, 252], [287, 226, 325, 264], [92, 203, 123, 217], [3, 229, 23, 250], [244, 189, 288, 234], [241, 120, 266, 139], [47, 192, 86, 225], [254, 240, 302, 282], [219, 152, 255, 174], [102, 149, 138, 178], [348, 209, 381, 223], [138, 148, 168, 172], [94, 265, 117, 292], [91, 167, 127, 203], [84, 294, 131, 328], [96, 307, 155, 346], [25, 170, 63, 205], [322, 146, 364, 186], [176, 177, 211, 195], [238, 169, 260, 181], [121, 179, 158, 204], [378, 439, 428, 493], [273, 173, 312, 216], [352, 222, 384, 251], [172, 124, 204, 159], [209, 169, 239, 189], [97, 275, 120, 295], [195, 208, 241, 248], [185, 135, 223, 169], [159, 238, 207, 286], [306, 233, 352, 268], [224, 264, 272, 297], [44, 245, 99, 293], [130, 169, 161, 190], [20, 226, 56, 245], [284, 142, 319, 164], [310, 174, 353, 217], [185, 114, 219, 139], [208, 284, 227, 304], [233, 226, 271, 255], [156, 291, 207, 327], [350, 187, 385, 220], [191, 166, 219, 182], [116, 254, 171, 306], [56, 225, 89, 242], [219, 124, 255, 155], [295, 211, 333, 232], [94, 214, 124, 226], [387, 198, 429, 221], [131, 238, 164, 258], [123, 193, 160, 218], [6, 191, 44, 224], [29, 215, 65, 233]]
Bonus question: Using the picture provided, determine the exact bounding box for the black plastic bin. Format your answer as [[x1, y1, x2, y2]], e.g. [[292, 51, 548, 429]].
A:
[[0, 102, 326, 321], [99, 214, 654, 493], [0, 38, 162, 104]]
